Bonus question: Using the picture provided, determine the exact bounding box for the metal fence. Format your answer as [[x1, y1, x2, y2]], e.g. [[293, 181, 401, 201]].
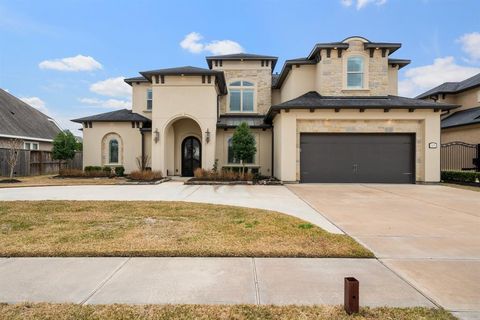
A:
[[441, 141, 480, 171], [0, 149, 82, 177]]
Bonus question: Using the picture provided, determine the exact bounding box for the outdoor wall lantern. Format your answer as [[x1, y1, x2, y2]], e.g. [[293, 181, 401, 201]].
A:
[[205, 129, 211, 143], [154, 129, 160, 144]]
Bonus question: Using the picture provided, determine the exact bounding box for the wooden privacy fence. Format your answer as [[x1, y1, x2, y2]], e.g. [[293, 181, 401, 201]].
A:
[[0, 149, 82, 177]]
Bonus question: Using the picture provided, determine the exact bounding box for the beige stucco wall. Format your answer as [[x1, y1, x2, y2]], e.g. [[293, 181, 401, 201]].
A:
[[213, 60, 272, 115], [280, 65, 316, 102], [151, 75, 218, 175], [442, 124, 480, 144], [82, 122, 142, 173], [435, 87, 480, 112], [215, 128, 272, 176], [131, 82, 153, 120], [273, 109, 441, 183]]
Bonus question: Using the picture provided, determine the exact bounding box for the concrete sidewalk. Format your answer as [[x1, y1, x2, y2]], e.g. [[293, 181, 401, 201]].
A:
[[0, 257, 433, 307], [0, 182, 342, 234]]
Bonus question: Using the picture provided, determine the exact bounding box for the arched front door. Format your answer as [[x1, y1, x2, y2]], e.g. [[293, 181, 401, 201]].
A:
[[181, 136, 201, 177]]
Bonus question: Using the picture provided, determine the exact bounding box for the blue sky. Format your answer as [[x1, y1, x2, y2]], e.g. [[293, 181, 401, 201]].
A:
[[0, 0, 479, 134]]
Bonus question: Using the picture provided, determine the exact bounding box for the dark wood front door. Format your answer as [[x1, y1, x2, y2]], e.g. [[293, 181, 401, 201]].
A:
[[181, 136, 201, 177]]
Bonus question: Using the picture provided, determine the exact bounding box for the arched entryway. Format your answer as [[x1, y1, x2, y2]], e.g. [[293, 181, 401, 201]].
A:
[[181, 136, 201, 177]]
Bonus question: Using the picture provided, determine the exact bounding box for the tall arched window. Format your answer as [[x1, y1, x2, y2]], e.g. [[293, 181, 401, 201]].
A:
[[109, 139, 119, 163], [347, 56, 364, 89], [229, 81, 255, 112], [228, 137, 254, 164]]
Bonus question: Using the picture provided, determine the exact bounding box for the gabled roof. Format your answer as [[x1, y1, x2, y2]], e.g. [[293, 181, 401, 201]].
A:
[[71, 109, 151, 123], [441, 106, 480, 129], [273, 57, 317, 89], [265, 91, 458, 122], [206, 53, 278, 69], [139, 66, 227, 94], [0, 89, 61, 141], [417, 73, 480, 99]]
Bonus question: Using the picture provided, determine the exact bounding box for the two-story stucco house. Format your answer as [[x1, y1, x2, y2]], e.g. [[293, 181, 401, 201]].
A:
[[417, 73, 480, 144], [72, 36, 456, 183]]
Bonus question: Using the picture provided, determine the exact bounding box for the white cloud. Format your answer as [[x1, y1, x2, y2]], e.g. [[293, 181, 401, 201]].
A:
[[79, 97, 131, 109], [20, 96, 49, 114], [340, 0, 387, 9], [457, 32, 480, 63], [180, 32, 244, 55], [398, 56, 480, 97], [39, 54, 102, 72], [89, 77, 131, 98]]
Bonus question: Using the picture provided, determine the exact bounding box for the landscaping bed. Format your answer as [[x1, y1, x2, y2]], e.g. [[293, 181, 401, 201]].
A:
[[0, 303, 455, 320], [0, 201, 372, 258], [187, 168, 282, 185], [441, 170, 480, 188]]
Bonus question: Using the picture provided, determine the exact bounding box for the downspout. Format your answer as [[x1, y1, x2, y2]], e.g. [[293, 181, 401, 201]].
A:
[[271, 125, 274, 178], [140, 130, 145, 170]]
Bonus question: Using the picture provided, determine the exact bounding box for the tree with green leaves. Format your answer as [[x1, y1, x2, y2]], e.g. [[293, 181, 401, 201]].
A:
[[52, 131, 79, 169], [231, 122, 256, 175]]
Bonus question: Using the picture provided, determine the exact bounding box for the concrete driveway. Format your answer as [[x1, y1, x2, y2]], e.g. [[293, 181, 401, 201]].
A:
[[289, 184, 480, 319]]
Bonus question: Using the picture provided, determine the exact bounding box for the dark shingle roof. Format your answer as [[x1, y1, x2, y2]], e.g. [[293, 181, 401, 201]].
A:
[[124, 76, 148, 85], [71, 109, 151, 123], [0, 89, 61, 141], [216, 115, 270, 129], [417, 73, 480, 99], [265, 91, 458, 122], [206, 53, 278, 69], [441, 106, 480, 129], [388, 58, 411, 69]]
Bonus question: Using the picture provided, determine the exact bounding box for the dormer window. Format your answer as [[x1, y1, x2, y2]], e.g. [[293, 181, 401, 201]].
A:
[[347, 56, 364, 89], [229, 81, 255, 112]]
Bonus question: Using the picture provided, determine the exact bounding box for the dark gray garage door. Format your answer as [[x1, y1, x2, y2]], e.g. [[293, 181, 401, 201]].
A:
[[300, 133, 415, 183]]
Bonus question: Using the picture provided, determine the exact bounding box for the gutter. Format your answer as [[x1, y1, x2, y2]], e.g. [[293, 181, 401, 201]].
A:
[[0, 134, 54, 142]]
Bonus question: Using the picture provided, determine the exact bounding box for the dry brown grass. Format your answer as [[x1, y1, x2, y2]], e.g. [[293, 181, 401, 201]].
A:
[[0, 303, 455, 320], [0, 201, 372, 258], [128, 170, 163, 181], [0, 175, 126, 188], [194, 168, 254, 181]]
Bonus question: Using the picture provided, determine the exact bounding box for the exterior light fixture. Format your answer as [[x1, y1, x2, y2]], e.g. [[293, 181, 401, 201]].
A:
[[154, 129, 160, 143], [205, 129, 211, 143]]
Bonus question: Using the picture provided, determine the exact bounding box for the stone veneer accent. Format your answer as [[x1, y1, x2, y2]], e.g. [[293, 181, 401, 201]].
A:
[[317, 40, 389, 96], [296, 119, 425, 181], [219, 68, 272, 115]]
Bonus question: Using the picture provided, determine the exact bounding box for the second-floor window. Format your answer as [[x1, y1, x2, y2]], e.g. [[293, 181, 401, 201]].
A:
[[146, 88, 152, 110], [347, 56, 364, 89], [229, 81, 255, 112]]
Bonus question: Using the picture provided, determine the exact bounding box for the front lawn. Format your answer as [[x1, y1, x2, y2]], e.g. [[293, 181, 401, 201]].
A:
[[0, 303, 455, 320], [0, 201, 372, 258]]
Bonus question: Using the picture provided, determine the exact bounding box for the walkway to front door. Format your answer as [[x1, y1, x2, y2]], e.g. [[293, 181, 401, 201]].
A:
[[181, 136, 201, 177]]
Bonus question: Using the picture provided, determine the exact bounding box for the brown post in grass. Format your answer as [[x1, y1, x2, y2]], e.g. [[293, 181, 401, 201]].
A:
[[344, 277, 359, 314]]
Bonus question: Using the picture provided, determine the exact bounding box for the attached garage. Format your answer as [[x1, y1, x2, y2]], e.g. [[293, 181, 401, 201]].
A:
[[300, 133, 415, 183]]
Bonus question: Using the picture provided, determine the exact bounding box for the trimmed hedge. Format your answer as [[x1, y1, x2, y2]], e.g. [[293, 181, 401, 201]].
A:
[[441, 170, 480, 183]]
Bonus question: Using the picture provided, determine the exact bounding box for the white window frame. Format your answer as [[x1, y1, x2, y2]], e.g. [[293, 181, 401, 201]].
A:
[[227, 80, 257, 113], [146, 88, 153, 111], [24, 141, 39, 150], [346, 56, 365, 89]]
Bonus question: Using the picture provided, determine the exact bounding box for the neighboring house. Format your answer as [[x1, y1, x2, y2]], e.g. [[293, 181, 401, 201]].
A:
[[417, 73, 480, 144], [0, 89, 62, 150], [73, 36, 456, 183]]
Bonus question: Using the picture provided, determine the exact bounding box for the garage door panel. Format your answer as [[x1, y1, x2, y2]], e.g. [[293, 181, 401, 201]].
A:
[[300, 133, 415, 183]]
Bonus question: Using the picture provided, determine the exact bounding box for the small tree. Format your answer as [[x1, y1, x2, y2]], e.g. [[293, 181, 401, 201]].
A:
[[231, 122, 256, 175], [52, 131, 78, 169], [6, 139, 22, 179]]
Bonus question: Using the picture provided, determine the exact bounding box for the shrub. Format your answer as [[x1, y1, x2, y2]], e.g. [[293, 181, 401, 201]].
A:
[[441, 170, 479, 183], [115, 166, 125, 176], [102, 166, 112, 174], [85, 166, 102, 172], [129, 170, 163, 181], [193, 168, 253, 181], [58, 168, 85, 177]]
